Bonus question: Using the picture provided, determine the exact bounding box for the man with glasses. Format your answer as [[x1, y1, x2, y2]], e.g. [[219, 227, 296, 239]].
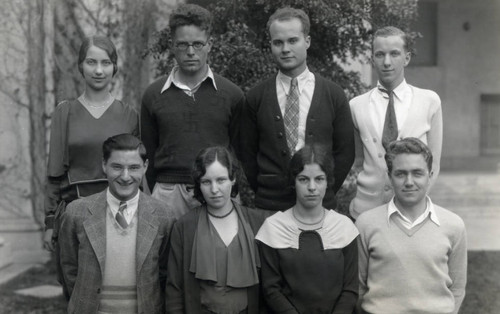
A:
[[141, 4, 244, 218]]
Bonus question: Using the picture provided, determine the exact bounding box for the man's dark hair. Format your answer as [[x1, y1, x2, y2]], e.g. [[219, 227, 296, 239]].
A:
[[78, 36, 118, 76], [266, 7, 310, 37], [169, 3, 213, 37], [192, 146, 240, 204], [385, 137, 433, 173], [373, 26, 412, 54], [288, 144, 335, 189], [102, 134, 147, 162]]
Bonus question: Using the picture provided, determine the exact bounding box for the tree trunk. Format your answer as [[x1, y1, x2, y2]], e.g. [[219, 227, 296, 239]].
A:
[[27, 0, 47, 225], [122, 0, 156, 111]]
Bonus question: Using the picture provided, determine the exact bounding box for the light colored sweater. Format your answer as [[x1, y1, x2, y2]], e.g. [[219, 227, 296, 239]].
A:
[[355, 202, 467, 314], [349, 85, 442, 219], [99, 210, 138, 313]]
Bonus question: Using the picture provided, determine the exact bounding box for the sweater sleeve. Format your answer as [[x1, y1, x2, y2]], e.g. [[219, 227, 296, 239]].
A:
[[141, 90, 159, 192], [427, 99, 442, 189], [258, 242, 299, 314], [331, 87, 355, 193], [332, 238, 359, 314], [165, 222, 185, 314], [449, 223, 467, 314], [356, 220, 369, 300], [239, 94, 260, 192]]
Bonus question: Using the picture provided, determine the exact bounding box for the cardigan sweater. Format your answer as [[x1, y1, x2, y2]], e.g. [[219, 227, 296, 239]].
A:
[[165, 203, 270, 314], [355, 202, 467, 314], [349, 85, 442, 219], [141, 74, 244, 191], [240, 74, 355, 211]]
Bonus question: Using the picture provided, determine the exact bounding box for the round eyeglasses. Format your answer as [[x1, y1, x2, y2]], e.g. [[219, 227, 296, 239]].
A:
[[174, 41, 208, 51]]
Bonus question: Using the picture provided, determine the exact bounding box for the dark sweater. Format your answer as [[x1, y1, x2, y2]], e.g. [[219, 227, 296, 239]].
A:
[[240, 74, 355, 211], [141, 74, 244, 190]]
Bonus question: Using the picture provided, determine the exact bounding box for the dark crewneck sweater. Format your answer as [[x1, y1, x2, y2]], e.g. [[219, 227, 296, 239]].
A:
[[141, 74, 244, 190]]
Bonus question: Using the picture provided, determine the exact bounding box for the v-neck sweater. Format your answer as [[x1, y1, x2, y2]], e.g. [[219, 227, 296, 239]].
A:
[[355, 203, 467, 314]]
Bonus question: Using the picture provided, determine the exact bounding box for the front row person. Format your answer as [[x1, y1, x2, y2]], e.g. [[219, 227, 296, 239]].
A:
[[59, 134, 176, 314], [356, 138, 467, 314], [256, 144, 359, 313], [166, 146, 269, 313]]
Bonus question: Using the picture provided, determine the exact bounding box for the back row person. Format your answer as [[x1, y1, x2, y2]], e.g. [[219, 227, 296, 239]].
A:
[[141, 4, 244, 219]]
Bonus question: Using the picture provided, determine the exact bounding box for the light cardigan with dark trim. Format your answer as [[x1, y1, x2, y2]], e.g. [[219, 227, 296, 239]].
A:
[[240, 74, 355, 211], [349, 85, 442, 219]]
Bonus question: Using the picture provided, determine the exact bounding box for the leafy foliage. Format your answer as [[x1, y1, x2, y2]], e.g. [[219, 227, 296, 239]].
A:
[[147, 0, 418, 96]]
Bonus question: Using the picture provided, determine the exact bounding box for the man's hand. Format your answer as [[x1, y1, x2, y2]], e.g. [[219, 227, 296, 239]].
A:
[[43, 229, 55, 252]]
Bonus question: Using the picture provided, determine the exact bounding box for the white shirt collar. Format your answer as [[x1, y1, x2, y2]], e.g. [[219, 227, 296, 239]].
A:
[[160, 65, 217, 94], [377, 79, 410, 101], [106, 188, 140, 217], [387, 196, 440, 227], [277, 67, 314, 96]]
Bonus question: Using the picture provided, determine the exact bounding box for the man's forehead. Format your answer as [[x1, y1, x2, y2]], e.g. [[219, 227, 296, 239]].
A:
[[392, 153, 427, 166]]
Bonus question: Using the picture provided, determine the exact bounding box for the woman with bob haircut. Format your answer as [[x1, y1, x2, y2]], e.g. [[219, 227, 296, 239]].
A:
[[43, 36, 138, 296], [166, 146, 269, 313], [256, 144, 359, 313]]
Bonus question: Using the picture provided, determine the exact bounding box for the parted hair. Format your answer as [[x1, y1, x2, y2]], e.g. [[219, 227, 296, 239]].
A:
[[192, 146, 240, 204], [169, 3, 213, 36], [267, 7, 310, 37], [288, 144, 335, 188], [102, 134, 147, 163], [78, 36, 118, 76], [373, 26, 412, 54], [385, 137, 433, 173]]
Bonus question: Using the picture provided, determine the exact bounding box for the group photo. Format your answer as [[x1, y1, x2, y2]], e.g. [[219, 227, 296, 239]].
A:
[[0, 0, 499, 313]]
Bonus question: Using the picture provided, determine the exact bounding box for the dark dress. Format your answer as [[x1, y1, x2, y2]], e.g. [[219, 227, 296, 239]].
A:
[[256, 209, 359, 314]]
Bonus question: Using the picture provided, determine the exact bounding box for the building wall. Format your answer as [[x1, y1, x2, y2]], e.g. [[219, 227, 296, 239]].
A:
[[405, 0, 500, 165]]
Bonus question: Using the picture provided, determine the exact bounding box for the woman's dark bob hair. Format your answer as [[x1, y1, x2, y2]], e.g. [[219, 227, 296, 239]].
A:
[[78, 35, 118, 76], [192, 146, 240, 204], [288, 144, 335, 188]]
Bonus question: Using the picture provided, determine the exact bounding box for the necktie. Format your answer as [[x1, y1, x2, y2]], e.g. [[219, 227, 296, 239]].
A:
[[116, 201, 128, 228], [284, 77, 299, 155], [379, 87, 398, 150]]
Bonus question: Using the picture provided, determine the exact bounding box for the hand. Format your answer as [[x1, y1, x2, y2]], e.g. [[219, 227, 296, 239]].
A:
[[43, 229, 55, 252]]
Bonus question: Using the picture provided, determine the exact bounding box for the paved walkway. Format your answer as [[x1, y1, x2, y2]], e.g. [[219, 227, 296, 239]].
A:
[[429, 171, 500, 250]]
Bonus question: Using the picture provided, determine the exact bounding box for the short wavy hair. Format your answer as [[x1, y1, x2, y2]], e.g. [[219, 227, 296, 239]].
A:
[[373, 26, 412, 54], [78, 36, 118, 76], [169, 3, 213, 37], [102, 134, 147, 163], [288, 144, 335, 189], [192, 146, 240, 204], [267, 7, 310, 37], [385, 137, 433, 173]]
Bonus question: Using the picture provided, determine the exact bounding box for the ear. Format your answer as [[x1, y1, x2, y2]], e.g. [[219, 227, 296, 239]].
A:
[[404, 51, 411, 67], [207, 37, 213, 53], [305, 35, 311, 50], [143, 159, 149, 173], [102, 160, 107, 176]]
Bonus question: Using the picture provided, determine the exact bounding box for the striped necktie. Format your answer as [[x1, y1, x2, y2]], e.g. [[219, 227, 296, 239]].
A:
[[379, 87, 398, 150], [284, 77, 299, 155], [116, 201, 128, 229]]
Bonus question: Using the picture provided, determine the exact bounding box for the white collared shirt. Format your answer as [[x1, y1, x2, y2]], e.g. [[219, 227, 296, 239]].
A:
[[370, 80, 413, 138], [387, 196, 440, 229], [276, 68, 316, 153], [106, 189, 139, 225], [160, 65, 217, 98]]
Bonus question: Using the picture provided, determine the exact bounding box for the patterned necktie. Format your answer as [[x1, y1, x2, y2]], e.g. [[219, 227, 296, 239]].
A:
[[379, 87, 398, 150], [116, 201, 128, 228], [284, 77, 299, 155]]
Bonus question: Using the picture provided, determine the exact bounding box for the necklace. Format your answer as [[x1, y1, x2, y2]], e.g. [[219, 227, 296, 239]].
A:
[[292, 207, 326, 226], [207, 206, 234, 219], [81, 93, 113, 108]]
